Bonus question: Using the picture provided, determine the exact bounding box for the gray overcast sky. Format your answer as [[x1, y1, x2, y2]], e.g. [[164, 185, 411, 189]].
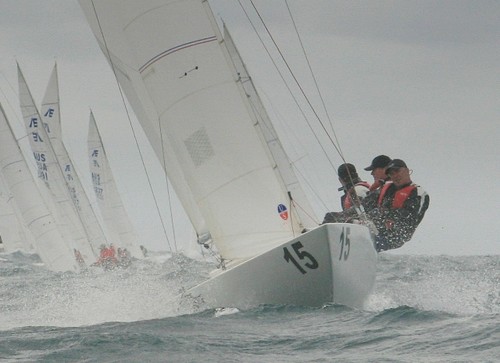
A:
[[1, 0, 499, 255]]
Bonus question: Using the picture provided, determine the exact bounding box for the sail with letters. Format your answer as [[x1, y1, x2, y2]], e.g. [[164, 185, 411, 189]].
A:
[[40, 64, 108, 256], [87, 111, 143, 258], [17, 64, 97, 265], [0, 103, 77, 271]]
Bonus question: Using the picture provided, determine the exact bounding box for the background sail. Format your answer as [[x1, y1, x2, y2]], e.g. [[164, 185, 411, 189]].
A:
[[79, 0, 317, 260], [0, 175, 35, 253], [0, 104, 77, 271], [87, 111, 143, 258], [17, 65, 97, 264], [41, 64, 108, 255]]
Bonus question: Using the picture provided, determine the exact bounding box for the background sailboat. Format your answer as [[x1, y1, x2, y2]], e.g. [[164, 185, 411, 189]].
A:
[[87, 111, 143, 258], [40, 64, 109, 256], [0, 103, 77, 272], [18, 64, 97, 265]]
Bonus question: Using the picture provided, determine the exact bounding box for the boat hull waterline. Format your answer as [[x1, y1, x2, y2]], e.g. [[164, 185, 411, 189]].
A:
[[183, 223, 377, 309]]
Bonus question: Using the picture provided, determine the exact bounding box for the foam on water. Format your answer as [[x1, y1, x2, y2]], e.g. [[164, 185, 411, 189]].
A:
[[1, 251, 499, 362], [365, 254, 499, 315], [0, 251, 211, 330], [1, 250, 498, 332]]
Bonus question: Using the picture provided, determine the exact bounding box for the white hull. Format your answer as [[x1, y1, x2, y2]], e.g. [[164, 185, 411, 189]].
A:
[[184, 223, 377, 309]]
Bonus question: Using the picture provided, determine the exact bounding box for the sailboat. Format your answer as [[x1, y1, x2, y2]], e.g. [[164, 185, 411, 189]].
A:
[[87, 111, 143, 259], [79, 0, 377, 308], [0, 103, 78, 272], [18, 65, 97, 265], [40, 64, 109, 258]]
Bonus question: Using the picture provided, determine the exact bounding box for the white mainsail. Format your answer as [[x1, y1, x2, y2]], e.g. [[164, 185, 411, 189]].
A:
[[79, 0, 378, 309], [87, 111, 143, 258], [79, 0, 318, 260], [17, 65, 97, 264], [0, 103, 77, 271], [40, 64, 108, 255]]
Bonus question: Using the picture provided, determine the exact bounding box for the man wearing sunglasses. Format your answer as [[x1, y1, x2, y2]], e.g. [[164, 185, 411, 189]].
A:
[[323, 159, 430, 252]]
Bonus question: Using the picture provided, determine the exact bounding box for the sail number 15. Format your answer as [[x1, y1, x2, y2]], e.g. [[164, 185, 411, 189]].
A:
[[283, 241, 319, 274]]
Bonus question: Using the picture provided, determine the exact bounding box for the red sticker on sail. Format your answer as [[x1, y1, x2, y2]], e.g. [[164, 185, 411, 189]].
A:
[[277, 204, 288, 220]]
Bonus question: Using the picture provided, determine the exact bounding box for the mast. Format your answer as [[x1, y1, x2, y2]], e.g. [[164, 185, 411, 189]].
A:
[[222, 24, 318, 229]]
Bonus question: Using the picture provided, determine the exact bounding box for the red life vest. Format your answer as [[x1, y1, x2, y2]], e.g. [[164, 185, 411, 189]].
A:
[[378, 182, 416, 209], [343, 181, 371, 209]]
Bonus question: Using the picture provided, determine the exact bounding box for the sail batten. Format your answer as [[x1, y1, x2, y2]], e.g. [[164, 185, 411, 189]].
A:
[[139, 36, 218, 73]]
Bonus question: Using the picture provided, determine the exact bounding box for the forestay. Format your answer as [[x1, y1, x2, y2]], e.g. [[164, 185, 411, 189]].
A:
[[79, 0, 318, 260]]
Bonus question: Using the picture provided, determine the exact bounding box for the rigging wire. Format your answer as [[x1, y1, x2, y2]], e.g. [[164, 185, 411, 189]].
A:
[[89, 0, 176, 252], [283, 0, 346, 162], [241, 75, 326, 219], [255, 85, 330, 212], [295, 1, 367, 212], [284, 1, 368, 216], [223, 20, 320, 226], [247, 0, 345, 164], [243, 1, 367, 217], [237, 1, 336, 172], [157, 119, 178, 252], [0, 72, 24, 127]]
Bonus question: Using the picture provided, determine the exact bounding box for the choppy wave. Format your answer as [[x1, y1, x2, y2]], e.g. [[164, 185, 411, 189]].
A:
[[367, 254, 499, 315], [0, 251, 498, 362], [0, 251, 212, 330]]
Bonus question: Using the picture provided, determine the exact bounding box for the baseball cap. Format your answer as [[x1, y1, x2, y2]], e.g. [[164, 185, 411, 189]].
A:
[[385, 159, 408, 174], [364, 155, 392, 171]]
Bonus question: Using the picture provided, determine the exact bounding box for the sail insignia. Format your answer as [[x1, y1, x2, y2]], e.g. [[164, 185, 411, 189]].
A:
[[184, 127, 214, 167]]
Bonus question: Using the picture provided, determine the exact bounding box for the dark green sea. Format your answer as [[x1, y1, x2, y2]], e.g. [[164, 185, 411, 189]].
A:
[[0, 251, 498, 362]]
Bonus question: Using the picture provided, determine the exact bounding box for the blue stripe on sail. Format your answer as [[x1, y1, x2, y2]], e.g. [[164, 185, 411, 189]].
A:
[[139, 36, 217, 73]]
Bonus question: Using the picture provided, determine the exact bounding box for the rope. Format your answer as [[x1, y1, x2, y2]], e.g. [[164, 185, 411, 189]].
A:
[[247, 0, 345, 164], [89, 0, 176, 252], [243, 1, 368, 219], [237, 1, 336, 173], [156, 101, 178, 252], [284, 0, 346, 162]]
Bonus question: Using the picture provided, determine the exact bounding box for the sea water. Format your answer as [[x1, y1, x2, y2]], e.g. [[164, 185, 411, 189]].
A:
[[0, 251, 498, 362]]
